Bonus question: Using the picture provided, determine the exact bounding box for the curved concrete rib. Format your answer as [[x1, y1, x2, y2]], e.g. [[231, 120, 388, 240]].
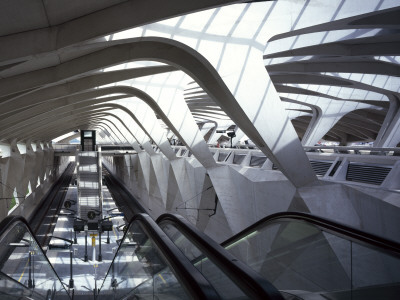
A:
[[271, 72, 400, 146], [281, 97, 322, 146], [57, 133, 80, 144], [9, 103, 168, 157], [268, 6, 400, 42], [31, 114, 131, 145], [267, 59, 400, 77], [0, 86, 180, 160], [1, 37, 315, 186], [17, 109, 124, 141], [0, 0, 240, 64], [0, 59, 216, 167], [0, 94, 129, 128], [0, 64, 176, 99], [0, 60, 216, 166], [4, 104, 137, 143]]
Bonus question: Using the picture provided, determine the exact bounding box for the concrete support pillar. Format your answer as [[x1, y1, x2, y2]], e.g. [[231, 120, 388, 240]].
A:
[[139, 85, 217, 169], [0, 140, 25, 219], [21, 141, 35, 203], [301, 113, 345, 147], [0, 156, 7, 220], [219, 50, 316, 186], [374, 98, 400, 147]]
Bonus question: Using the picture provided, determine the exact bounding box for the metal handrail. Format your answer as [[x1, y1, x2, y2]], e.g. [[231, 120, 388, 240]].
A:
[[98, 213, 221, 300], [304, 145, 399, 152], [304, 146, 400, 158], [102, 163, 146, 214], [157, 213, 284, 300], [173, 145, 400, 159], [221, 211, 400, 257], [0, 270, 46, 299], [0, 215, 72, 299]]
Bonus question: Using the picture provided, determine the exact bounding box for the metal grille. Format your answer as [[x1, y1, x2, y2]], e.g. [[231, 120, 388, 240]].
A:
[[310, 160, 333, 176], [346, 163, 392, 185]]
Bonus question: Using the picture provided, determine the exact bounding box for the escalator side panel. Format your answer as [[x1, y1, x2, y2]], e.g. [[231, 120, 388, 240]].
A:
[[157, 213, 285, 300], [160, 222, 247, 299], [97, 213, 221, 300], [0, 216, 71, 299], [222, 213, 400, 300]]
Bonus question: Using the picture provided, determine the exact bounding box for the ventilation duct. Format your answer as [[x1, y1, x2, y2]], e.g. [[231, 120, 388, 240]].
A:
[[310, 160, 333, 176], [346, 163, 392, 185]]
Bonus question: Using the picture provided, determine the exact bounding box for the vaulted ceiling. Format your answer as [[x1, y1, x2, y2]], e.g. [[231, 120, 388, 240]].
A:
[[0, 0, 399, 149]]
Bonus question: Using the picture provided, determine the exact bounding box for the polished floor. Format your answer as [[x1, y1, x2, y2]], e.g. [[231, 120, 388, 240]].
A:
[[46, 169, 125, 297]]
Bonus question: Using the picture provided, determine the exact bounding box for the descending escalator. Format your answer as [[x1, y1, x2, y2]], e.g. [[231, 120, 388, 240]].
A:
[[220, 212, 400, 300], [2, 195, 399, 299], [102, 165, 146, 220], [157, 214, 283, 300], [29, 162, 75, 248], [96, 212, 284, 300], [0, 214, 223, 300], [101, 167, 400, 299], [96, 214, 283, 299], [98, 209, 400, 300], [100, 166, 283, 299], [96, 213, 221, 300], [157, 212, 400, 300]]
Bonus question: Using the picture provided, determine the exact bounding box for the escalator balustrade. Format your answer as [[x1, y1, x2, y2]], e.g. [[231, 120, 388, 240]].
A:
[[97, 213, 220, 300], [221, 212, 400, 300], [157, 213, 283, 300], [0, 216, 71, 300], [2, 210, 399, 300]]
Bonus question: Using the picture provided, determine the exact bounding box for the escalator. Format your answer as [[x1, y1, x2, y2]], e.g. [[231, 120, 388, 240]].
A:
[[98, 209, 400, 300], [0, 214, 223, 300], [157, 214, 283, 299], [0, 216, 71, 299], [157, 212, 400, 300], [219, 212, 400, 299], [97, 212, 282, 300], [102, 166, 146, 220], [98, 167, 400, 299], [96, 213, 221, 300], [1, 209, 399, 299]]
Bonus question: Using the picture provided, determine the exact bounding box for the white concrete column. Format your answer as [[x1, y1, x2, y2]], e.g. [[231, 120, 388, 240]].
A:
[[374, 98, 400, 147]]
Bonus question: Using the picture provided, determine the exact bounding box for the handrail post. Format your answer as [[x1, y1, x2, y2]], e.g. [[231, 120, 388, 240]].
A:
[[28, 251, 33, 288], [69, 249, 74, 288], [84, 230, 88, 262], [98, 228, 102, 262]]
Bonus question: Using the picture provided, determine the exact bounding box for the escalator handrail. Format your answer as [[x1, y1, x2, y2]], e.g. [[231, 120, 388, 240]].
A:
[[102, 163, 146, 214], [220, 211, 400, 256], [99, 213, 221, 300], [0, 270, 46, 300], [0, 215, 71, 299], [157, 213, 285, 300], [28, 162, 75, 233]]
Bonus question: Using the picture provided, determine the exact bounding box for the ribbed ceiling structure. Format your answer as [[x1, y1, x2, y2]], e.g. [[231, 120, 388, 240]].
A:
[[1, 0, 400, 249], [0, 0, 399, 151]]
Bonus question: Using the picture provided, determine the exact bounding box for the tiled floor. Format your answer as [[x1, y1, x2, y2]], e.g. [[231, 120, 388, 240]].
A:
[[46, 176, 126, 297]]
